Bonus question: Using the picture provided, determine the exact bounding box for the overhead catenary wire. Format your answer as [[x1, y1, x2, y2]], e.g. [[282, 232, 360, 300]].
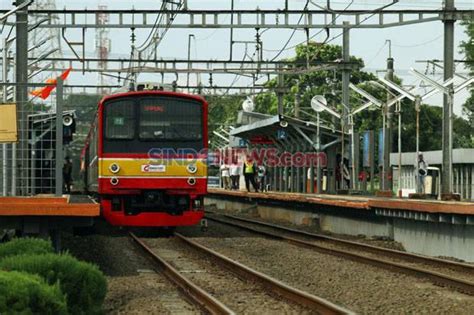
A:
[[264, 0, 399, 58], [265, 0, 354, 55], [269, 0, 311, 61], [392, 34, 443, 48]]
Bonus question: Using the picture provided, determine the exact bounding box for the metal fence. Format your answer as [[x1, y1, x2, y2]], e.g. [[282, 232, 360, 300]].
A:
[[393, 164, 474, 201], [0, 80, 64, 197]]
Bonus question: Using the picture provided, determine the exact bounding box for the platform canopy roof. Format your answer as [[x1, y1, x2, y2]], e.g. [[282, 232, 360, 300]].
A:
[[230, 111, 344, 151], [390, 149, 474, 166]]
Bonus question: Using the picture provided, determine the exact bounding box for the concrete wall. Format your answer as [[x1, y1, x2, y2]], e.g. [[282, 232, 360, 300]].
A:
[[206, 197, 391, 237], [206, 196, 474, 262], [393, 219, 474, 262], [320, 215, 393, 238]]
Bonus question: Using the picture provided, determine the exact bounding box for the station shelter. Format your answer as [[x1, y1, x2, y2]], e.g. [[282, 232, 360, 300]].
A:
[[226, 111, 352, 194], [390, 149, 474, 201]]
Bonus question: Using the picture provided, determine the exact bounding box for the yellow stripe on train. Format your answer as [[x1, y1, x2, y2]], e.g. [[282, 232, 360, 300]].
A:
[[99, 158, 207, 177]]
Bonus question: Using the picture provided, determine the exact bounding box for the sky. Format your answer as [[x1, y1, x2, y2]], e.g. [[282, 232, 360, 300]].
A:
[[1, 0, 473, 116]]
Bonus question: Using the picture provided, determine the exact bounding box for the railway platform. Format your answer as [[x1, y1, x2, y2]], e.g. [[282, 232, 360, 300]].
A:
[[0, 195, 100, 248], [207, 188, 474, 262]]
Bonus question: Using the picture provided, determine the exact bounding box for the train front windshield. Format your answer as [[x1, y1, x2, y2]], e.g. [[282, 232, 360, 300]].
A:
[[103, 96, 204, 153]]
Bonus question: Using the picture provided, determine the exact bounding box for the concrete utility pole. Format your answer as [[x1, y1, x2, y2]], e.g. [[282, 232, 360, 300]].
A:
[[2, 37, 9, 196], [342, 21, 351, 189], [277, 64, 284, 115], [15, 0, 29, 196], [384, 40, 394, 191], [187, 34, 195, 93], [442, 0, 455, 195], [294, 93, 300, 118]]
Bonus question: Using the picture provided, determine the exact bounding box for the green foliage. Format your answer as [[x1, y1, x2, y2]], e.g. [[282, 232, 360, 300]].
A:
[[460, 20, 474, 147], [206, 39, 474, 151], [206, 94, 245, 148], [63, 93, 103, 185], [461, 20, 474, 76], [0, 271, 67, 314], [0, 253, 107, 315], [0, 238, 54, 260], [255, 43, 376, 120]]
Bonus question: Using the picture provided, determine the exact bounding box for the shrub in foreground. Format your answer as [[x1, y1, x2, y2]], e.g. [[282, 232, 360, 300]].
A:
[[0, 253, 107, 314], [0, 237, 54, 259], [0, 270, 67, 314]]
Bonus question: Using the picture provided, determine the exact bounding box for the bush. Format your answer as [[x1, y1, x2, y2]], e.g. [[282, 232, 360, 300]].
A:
[[0, 271, 67, 314], [0, 253, 107, 314], [0, 238, 54, 259]]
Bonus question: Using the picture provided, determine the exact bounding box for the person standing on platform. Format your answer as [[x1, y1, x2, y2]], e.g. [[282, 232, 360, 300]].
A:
[[243, 157, 258, 192], [63, 156, 73, 194], [342, 158, 351, 189], [220, 163, 231, 189], [229, 162, 240, 190], [416, 152, 428, 194], [257, 164, 266, 192], [307, 167, 317, 193]]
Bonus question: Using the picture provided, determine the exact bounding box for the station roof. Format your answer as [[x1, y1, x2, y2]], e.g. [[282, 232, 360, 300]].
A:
[[230, 112, 342, 151], [390, 149, 474, 166]]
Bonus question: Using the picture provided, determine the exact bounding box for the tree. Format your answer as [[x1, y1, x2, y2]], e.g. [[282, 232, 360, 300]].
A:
[[252, 42, 472, 152], [255, 43, 376, 122], [460, 20, 474, 147], [205, 94, 244, 148], [63, 94, 102, 183]]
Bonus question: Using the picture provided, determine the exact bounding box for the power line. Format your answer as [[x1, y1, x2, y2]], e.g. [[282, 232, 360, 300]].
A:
[[265, 0, 354, 56], [364, 41, 388, 67], [392, 34, 443, 48], [269, 0, 311, 61], [322, 1, 401, 46]]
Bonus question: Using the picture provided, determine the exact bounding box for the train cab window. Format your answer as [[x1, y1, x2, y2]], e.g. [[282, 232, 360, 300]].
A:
[[105, 100, 135, 140], [139, 98, 202, 141]]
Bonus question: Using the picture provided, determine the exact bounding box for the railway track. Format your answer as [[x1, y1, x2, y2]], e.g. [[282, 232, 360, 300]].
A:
[[130, 232, 353, 315], [206, 213, 474, 296]]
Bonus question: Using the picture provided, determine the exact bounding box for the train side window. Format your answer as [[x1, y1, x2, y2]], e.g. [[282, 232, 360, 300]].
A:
[[104, 100, 135, 140]]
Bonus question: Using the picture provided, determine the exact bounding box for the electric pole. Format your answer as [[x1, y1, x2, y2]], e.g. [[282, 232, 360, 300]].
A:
[[342, 21, 351, 189], [442, 0, 455, 196], [384, 40, 394, 191], [15, 0, 29, 196]]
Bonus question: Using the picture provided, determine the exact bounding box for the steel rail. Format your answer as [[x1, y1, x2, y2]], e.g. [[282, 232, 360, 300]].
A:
[[206, 215, 474, 295], [129, 232, 235, 315], [219, 214, 474, 274], [174, 232, 353, 315]]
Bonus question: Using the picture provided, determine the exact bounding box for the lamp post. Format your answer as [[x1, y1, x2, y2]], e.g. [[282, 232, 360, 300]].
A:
[[311, 95, 341, 193], [349, 83, 384, 191], [409, 69, 474, 196], [366, 80, 402, 196], [377, 72, 473, 196]]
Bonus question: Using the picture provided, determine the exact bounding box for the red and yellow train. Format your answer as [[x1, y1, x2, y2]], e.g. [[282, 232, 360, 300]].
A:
[[81, 88, 208, 227]]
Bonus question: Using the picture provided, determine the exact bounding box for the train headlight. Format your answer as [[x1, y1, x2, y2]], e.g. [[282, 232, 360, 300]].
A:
[[187, 177, 196, 186], [109, 163, 120, 174], [110, 177, 119, 186], [186, 163, 197, 174]]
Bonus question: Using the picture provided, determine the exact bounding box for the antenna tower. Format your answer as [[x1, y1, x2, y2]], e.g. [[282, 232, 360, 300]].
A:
[[96, 4, 111, 95], [29, 0, 64, 91]]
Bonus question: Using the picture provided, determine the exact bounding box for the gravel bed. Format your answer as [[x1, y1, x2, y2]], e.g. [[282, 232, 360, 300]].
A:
[[208, 214, 474, 282], [183, 221, 474, 314], [62, 221, 201, 314], [144, 237, 314, 314]]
